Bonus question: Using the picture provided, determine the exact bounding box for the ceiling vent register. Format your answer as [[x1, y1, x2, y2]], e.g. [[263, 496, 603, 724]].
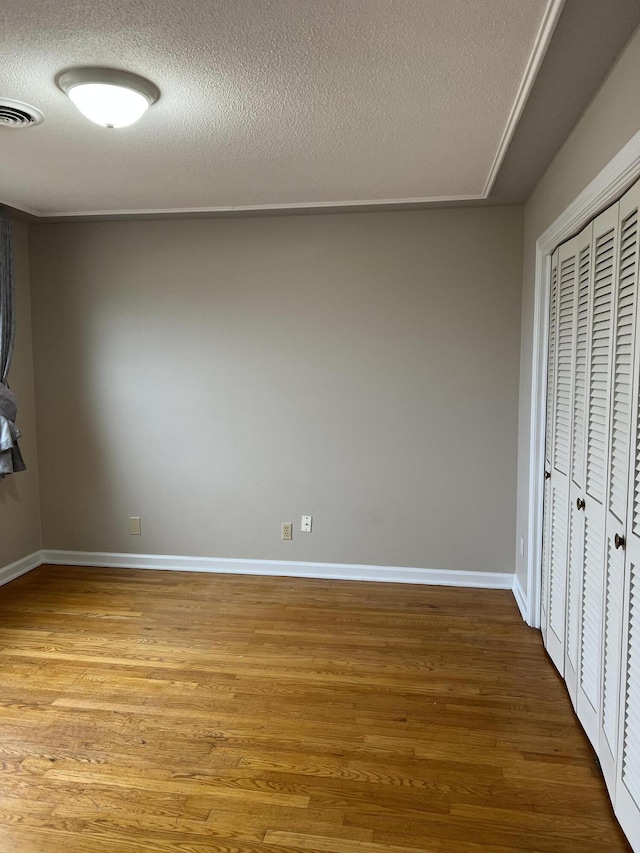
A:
[[0, 99, 44, 128]]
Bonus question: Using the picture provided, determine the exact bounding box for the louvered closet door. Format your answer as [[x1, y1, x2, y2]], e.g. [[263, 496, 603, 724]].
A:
[[540, 178, 640, 853], [545, 238, 579, 673], [614, 181, 640, 851], [576, 204, 619, 747], [541, 251, 559, 646], [565, 223, 594, 705], [598, 185, 640, 796]]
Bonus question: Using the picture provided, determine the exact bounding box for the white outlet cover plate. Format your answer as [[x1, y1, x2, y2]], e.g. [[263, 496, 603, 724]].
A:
[[281, 523, 293, 541], [301, 515, 312, 533]]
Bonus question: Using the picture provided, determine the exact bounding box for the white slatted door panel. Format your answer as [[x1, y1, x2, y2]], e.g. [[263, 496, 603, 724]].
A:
[[554, 249, 577, 478], [616, 446, 640, 847], [616, 558, 640, 851], [566, 224, 594, 704], [542, 252, 559, 642], [546, 239, 578, 673], [547, 478, 569, 670], [609, 204, 639, 524], [586, 214, 617, 504], [600, 188, 640, 795], [541, 474, 552, 643], [546, 255, 560, 471], [578, 204, 619, 747], [579, 513, 605, 746], [566, 496, 585, 703], [600, 533, 626, 794], [615, 183, 640, 852], [572, 234, 594, 491]]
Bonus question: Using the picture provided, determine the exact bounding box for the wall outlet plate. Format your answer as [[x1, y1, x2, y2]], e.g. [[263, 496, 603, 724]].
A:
[[301, 515, 312, 532], [129, 517, 142, 535], [281, 522, 293, 541]]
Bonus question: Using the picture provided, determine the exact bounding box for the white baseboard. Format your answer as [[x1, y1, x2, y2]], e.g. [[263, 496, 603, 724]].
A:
[[512, 573, 528, 621], [38, 549, 514, 589], [0, 549, 45, 588]]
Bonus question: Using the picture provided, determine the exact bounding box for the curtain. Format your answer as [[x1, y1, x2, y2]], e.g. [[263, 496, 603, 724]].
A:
[[0, 215, 25, 478]]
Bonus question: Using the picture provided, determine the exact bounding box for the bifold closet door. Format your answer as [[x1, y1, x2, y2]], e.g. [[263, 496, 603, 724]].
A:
[[565, 222, 594, 704], [598, 184, 640, 795], [614, 182, 640, 849], [541, 251, 559, 648], [575, 204, 619, 746], [540, 179, 640, 853]]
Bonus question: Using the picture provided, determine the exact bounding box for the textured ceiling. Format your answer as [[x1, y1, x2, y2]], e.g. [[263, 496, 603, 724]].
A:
[[1, 0, 561, 217]]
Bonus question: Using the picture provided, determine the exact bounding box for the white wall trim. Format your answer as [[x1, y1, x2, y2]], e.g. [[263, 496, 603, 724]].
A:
[[0, 550, 45, 588], [512, 574, 528, 622], [524, 128, 640, 628], [38, 550, 514, 589], [14, 195, 486, 220], [1, 551, 518, 606]]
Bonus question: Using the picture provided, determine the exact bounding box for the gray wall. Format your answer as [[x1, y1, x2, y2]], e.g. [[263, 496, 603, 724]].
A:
[[29, 207, 523, 574], [0, 221, 41, 567], [515, 25, 640, 588]]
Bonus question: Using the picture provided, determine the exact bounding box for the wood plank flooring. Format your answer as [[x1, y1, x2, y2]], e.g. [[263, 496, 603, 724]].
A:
[[0, 565, 631, 852]]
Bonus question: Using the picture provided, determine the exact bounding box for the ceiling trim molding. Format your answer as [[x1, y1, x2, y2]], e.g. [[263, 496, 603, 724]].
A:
[[3, 193, 487, 220], [482, 0, 566, 197]]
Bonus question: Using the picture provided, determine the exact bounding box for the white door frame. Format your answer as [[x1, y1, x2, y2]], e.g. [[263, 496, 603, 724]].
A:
[[524, 130, 640, 628]]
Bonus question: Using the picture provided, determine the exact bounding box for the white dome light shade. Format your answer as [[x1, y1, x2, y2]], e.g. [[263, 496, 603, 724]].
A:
[[67, 83, 149, 128], [56, 67, 159, 129]]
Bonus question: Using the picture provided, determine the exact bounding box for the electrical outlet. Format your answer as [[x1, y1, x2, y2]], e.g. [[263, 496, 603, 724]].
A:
[[301, 515, 312, 533], [519, 535, 525, 557], [281, 522, 293, 541], [129, 517, 142, 535]]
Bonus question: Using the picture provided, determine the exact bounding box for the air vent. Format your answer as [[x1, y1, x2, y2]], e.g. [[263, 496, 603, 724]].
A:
[[0, 99, 44, 128]]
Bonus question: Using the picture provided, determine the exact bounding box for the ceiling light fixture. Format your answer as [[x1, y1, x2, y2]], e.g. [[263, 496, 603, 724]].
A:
[[56, 67, 159, 129]]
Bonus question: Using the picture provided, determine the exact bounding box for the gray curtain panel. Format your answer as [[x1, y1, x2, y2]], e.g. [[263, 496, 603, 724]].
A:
[[0, 215, 25, 478]]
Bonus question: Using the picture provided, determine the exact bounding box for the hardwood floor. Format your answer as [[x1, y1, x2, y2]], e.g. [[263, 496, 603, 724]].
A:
[[0, 565, 631, 852]]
